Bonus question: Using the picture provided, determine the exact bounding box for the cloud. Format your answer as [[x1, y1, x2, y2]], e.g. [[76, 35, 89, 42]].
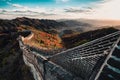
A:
[[55, 0, 70, 3], [1, 0, 120, 20], [12, 4, 25, 8], [6, 2, 28, 9], [89, 0, 120, 20], [0, 9, 7, 12], [61, 0, 69, 2], [0, 6, 57, 19], [39, 12, 56, 16], [64, 8, 91, 13]]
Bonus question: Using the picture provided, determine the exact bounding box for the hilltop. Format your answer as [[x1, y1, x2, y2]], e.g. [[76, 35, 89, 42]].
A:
[[0, 17, 120, 80], [62, 27, 119, 48]]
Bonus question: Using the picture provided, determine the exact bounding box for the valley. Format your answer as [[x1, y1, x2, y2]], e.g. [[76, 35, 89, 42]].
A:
[[0, 17, 120, 80]]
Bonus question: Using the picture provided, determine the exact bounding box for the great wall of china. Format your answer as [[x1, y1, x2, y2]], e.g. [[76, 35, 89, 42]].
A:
[[18, 36, 77, 80], [18, 31, 120, 80]]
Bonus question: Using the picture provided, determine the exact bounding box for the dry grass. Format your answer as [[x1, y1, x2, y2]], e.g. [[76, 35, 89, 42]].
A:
[[20, 26, 63, 50]]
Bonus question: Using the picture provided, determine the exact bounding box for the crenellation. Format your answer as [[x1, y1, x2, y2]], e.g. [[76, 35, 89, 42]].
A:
[[18, 31, 120, 80]]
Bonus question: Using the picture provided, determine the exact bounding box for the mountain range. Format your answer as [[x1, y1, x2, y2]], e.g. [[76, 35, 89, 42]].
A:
[[0, 17, 120, 80]]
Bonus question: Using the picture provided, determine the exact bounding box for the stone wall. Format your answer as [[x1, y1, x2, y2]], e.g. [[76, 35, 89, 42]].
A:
[[18, 30, 120, 80], [18, 36, 77, 80]]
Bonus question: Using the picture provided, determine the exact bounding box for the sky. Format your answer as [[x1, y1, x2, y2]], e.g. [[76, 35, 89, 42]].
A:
[[0, 0, 120, 20]]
